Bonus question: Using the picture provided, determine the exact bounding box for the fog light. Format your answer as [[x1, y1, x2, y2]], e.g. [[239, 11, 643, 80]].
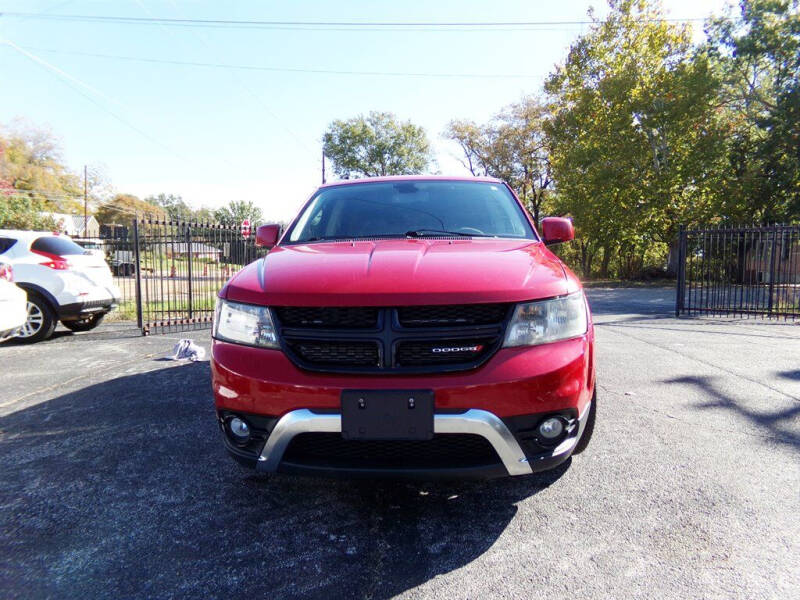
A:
[[538, 417, 564, 440], [228, 417, 250, 443]]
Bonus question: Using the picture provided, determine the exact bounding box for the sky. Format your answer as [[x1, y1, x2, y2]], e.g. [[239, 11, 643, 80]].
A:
[[0, 0, 731, 222]]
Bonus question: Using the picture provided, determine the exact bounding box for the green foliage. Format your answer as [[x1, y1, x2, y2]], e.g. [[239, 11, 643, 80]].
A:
[[145, 193, 215, 222], [95, 194, 165, 225], [445, 97, 552, 226], [146, 193, 192, 219], [213, 200, 263, 226], [706, 0, 800, 223], [323, 111, 432, 178], [0, 195, 56, 230], [544, 0, 730, 277], [0, 121, 83, 215]]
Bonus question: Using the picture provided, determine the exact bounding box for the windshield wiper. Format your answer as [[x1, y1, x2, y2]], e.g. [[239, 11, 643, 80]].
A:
[[405, 229, 492, 238], [303, 234, 405, 242], [301, 230, 491, 243]]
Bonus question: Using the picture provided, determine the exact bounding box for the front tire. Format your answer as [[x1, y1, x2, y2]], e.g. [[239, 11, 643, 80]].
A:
[[18, 295, 57, 343], [62, 313, 105, 332]]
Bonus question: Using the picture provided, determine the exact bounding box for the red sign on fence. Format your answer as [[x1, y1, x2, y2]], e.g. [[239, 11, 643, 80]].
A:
[[240, 219, 251, 239]]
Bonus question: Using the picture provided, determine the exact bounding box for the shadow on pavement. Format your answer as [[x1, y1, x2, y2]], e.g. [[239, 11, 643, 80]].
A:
[[0, 363, 565, 599], [1, 324, 143, 346], [663, 375, 800, 451], [777, 369, 800, 381], [595, 317, 798, 339]]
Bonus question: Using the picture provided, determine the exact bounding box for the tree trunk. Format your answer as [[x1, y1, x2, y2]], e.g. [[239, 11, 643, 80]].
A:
[[599, 246, 612, 279], [666, 236, 681, 277], [580, 241, 595, 279]]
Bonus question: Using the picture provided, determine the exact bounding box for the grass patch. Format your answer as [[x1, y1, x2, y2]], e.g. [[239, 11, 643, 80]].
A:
[[582, 279, 676, 289], [106, 298, 217, 322]]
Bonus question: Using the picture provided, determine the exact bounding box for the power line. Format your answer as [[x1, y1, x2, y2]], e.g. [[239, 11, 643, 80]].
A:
[[129, 0, 315, 156], [1, 41, 194, 163], [0, 11, 717, 30], [5, 191, 83, 201], [0, 40, 247, 174], [23, 46, 541, 79]]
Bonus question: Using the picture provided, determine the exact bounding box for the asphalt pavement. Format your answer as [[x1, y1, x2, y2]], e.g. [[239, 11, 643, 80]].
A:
[[1, 288, 798, 599]]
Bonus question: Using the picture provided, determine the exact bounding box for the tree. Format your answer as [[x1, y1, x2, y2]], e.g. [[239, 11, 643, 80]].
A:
[[145, 193, 199, 221], [322, 111, 432, 178], [544, 0, 729, 276], [445, 97, 552, 226], [94, 194, 165, 225], [706, 0, 800, 223], [0, 121, 84, 214], [147, 193, 189, 219], [146, 193, 216, 222], [213, 200, 263, 226], [0, 193, 56, 229]]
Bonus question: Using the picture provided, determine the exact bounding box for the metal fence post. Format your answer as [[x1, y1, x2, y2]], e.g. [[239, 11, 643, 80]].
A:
[[133, 217, 144, 330], [767, 226, 778, 315], [186, 223, 193, 319], [675, 225, 686, 317]]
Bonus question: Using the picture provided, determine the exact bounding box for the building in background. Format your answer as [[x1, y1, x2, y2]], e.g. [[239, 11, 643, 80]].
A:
[[43, 213, 100, 238]]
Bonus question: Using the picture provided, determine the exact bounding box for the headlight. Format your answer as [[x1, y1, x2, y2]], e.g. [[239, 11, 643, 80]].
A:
[[503, 292, 588, 347], [213, 298, 279, 349]]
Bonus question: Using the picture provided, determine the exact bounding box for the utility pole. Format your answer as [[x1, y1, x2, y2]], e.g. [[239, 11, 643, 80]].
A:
[[321, 150, 326, 184], [83, 165, 88, 237]]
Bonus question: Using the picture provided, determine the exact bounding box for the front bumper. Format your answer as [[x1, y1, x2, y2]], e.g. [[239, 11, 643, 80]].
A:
[[265, 403, 590, 477], [221, 401, 592, 478], [213, 333, 595, 478]]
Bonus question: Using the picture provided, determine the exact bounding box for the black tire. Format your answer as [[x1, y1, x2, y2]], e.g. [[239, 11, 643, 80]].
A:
[[17, 294, 57, 343], [572, 388, 597, 455], [62, 313, 105, 332]]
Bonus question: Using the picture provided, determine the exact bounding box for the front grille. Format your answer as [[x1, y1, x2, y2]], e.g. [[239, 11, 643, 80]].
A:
[[286, 340, 379, 367], [396, 338, 497, 366], [274, 307, 378, 329], [282, 432, 501, 469], [397, 303, 510, 327], [277, 304, 510, 374]]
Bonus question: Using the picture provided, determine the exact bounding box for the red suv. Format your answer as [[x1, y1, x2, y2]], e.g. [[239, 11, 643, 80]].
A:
[[211, 176, 595, 478]]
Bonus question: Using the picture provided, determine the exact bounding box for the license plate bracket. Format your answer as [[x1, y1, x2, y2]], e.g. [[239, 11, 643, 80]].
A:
[[341, 389, 434, 440]]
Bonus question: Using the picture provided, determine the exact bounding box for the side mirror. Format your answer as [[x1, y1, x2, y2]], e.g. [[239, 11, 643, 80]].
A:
[[255, 224, 281, 248], [541, 217, 575, 245]]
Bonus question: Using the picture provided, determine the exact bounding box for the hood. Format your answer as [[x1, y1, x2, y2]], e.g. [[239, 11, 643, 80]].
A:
[[223, 238, 571, 306]]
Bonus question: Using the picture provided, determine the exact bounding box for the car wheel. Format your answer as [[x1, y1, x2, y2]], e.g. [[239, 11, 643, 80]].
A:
[[62, 313, 105, 332], [17, 295, 57, 343], [572, 388, 596, 455]]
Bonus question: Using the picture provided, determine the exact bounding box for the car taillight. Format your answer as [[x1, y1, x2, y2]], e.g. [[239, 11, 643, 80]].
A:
[[40, 259, 70, 270], [32, 249, 70, 270], [0, 263, 13, 281]]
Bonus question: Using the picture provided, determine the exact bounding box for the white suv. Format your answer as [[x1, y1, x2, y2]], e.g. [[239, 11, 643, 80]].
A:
[[0, 230, 121, 343], [0, 261, 27, 341]]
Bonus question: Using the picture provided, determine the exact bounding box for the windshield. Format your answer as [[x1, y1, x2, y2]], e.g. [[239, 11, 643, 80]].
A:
[[286, 181, 535, 243]]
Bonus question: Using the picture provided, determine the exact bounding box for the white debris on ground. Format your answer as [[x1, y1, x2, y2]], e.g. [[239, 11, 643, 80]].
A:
[[169, 339, 206, 362]]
